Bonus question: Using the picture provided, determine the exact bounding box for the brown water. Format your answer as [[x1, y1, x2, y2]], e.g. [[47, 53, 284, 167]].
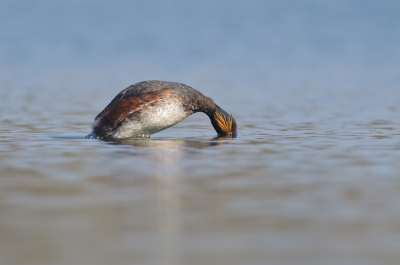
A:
[[1, 74, 400, 265]]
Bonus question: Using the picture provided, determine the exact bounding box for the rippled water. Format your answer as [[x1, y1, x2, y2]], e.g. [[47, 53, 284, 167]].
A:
[[1, 1, 400, 265]]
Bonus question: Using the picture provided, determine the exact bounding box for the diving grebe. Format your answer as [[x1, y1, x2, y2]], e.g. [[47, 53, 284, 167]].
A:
[[86, 80, 237, 139]]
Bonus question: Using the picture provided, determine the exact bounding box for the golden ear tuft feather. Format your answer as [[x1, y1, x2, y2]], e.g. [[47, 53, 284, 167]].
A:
[[213, 111, 234, 133]]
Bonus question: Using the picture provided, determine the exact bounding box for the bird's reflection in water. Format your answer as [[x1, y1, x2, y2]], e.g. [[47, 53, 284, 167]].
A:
[[47, 133, 237, 263], [101, 134, 235, 264], [106, 134, 237, 149]]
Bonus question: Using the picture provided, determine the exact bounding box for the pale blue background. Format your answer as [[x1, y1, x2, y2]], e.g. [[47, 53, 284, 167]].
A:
[[1, 0, 399, 90]]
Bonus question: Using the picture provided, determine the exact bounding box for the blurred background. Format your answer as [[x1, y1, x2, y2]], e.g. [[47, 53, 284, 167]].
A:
[[1, 1, 400, 265], [2, 0, 399, 91]]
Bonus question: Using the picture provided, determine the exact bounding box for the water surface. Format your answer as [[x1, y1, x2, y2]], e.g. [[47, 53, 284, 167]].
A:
[[1, 1, 400, 265]]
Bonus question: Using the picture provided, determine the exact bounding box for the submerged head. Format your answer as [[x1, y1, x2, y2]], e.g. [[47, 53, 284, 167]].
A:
[[210, 105, 237, 136]]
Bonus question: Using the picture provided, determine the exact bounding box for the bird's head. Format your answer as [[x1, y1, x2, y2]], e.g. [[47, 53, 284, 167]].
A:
[[210, 105, 237, 136]]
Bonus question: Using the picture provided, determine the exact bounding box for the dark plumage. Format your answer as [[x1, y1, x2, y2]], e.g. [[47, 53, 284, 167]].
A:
[[86, 80, 237, 139]]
